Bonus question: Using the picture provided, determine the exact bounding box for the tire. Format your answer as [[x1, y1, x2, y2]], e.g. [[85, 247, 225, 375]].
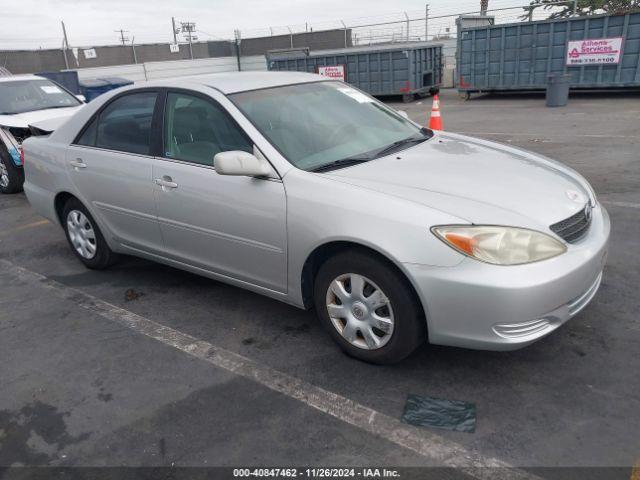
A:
[[0, 148, 24, 194], [401, 93, 414, 103], [62, 198, 117, 270], [313, 250, 426, 364]]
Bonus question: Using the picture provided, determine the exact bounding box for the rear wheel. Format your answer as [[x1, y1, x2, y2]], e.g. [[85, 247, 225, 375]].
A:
[[0, 150, 24, 194], [313, 250, 426, 364], [62, 198, 117, 269], [402, 93, 415, 103]]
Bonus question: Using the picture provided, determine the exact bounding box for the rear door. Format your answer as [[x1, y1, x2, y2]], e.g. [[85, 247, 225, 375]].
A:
[[152, 89, 287, 292], [66, 90, 164, 253]]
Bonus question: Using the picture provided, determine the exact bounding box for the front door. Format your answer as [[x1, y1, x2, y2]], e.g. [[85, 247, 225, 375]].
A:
[[153, 90, 287, 292], [66, 90, 164, 253]]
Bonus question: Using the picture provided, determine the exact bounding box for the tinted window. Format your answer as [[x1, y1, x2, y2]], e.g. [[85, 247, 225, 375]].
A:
[[164, 92, 251, 166], [87, 92, 157, 155]]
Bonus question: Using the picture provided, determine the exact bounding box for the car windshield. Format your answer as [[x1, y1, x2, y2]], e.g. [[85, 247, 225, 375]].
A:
[[229, 81, 430, 171], [0, 78, 81, 115]]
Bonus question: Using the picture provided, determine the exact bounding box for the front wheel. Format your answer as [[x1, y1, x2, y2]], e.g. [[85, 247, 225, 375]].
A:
[[62, 198, 118, 269], [314, 250, 426, 364], [0, 150, 24, 194]]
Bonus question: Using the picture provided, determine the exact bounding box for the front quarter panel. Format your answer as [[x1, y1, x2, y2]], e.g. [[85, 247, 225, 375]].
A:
[[284, 169, 467, 306]]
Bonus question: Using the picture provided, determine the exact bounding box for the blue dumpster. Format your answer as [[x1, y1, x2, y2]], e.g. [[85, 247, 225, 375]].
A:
[[79, 76, 134, 102]]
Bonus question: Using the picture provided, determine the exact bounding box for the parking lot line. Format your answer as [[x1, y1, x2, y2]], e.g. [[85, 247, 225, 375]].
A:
[[0, 258, 541, 480], [0, 219, 49, 237], [603, 200, 640, 210], [456, 131, 632, 139]]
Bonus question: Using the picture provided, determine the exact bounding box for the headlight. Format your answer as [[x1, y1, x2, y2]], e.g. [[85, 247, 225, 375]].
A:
[[432, 225, 567, 265]]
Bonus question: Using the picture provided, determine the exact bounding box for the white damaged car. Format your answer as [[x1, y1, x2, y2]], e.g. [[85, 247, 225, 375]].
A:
[[0, 74, 84, 194]]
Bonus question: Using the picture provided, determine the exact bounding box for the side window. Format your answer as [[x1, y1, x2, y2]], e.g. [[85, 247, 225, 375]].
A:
[[164, 92, 252, 166], [89, 92, 157, 155], [76, 117, 98, 147]]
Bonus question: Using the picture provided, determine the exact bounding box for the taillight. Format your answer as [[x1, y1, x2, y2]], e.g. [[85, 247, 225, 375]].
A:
[[19, 146, 24, 165]]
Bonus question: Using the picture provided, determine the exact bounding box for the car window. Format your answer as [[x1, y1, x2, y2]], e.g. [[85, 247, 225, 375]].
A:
[[164, 92, 252, 166], [0, 79, 81, 115], [230, 82, 425, 171], [76, 117, 98, 147], [82, 92, 158, 155]]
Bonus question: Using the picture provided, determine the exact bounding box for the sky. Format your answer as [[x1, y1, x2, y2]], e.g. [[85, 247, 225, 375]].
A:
[[0, 0, 542, 50]]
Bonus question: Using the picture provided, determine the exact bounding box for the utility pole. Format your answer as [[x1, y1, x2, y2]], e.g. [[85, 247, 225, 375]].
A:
[[573, 0, 578, 15], [340, 20, 347, 48], [425, 4, 429, 41], [171, 17, 178, 44], [180, 21, 196, 59], [131, 36, 138, 64], [480, 0, 489, 16], [404, 12, 410, 42], [115, 29, 129, 46], [234, 29, 241, 72], [61, 20, 70, 69]]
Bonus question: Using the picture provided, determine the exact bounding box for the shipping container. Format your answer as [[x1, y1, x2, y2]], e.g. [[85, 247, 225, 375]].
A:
[[457, 12, 640, 97], [267, 42, 443, 102]]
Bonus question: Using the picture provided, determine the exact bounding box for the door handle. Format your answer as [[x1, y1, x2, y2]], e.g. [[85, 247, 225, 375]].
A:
[[69, 158, 87, 169], [154, 177, 178, 190]]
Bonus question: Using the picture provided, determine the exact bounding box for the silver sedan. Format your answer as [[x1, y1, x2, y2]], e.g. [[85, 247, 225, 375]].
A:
[[23, 72, 610, 364]]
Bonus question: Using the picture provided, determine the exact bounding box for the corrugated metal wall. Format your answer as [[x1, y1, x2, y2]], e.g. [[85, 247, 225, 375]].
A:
[[268, 43, 443, 97], [2, 29, 349, 74], [457, 12, 640, 92]]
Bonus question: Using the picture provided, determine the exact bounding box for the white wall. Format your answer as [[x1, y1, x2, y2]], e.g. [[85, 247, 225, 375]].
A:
[[72, 55, 267, 83]]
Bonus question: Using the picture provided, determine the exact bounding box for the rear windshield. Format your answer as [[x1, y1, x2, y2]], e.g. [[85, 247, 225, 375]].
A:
[[0, 79, 81, 115]]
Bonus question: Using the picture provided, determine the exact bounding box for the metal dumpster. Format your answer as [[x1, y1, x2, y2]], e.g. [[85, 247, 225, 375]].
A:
[[267, 42, 443, 102], [35, 71, 80, 95], [457, 12, 640, 96], [79, 76, 134, 102]]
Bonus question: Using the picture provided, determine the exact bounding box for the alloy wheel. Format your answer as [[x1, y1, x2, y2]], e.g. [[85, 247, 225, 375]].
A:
[[325, 273, 395, 350], [67, 210, 97, 259], [0, 159, 9, 188]]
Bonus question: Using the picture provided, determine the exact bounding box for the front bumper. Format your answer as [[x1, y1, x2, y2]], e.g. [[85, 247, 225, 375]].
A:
[[405, 204, 610, 350]]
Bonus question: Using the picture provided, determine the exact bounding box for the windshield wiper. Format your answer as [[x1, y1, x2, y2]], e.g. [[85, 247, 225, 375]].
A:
[[310, 156, 372, 173], [373, 131, 431, 159]]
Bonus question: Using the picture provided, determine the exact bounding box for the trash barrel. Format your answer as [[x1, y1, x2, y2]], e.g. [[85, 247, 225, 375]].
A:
[[546, 74, 571, 107]]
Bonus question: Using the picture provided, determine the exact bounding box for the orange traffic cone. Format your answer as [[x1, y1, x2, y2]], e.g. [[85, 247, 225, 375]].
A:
[[428, 94, 443, 131]]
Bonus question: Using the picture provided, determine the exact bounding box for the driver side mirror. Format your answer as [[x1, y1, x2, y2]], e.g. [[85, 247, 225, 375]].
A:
[[396, 110, 409, 119], [214, 150, 273, 177]]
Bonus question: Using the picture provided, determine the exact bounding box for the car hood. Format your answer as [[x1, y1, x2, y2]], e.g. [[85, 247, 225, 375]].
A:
[[324, 132, 592, 229], [0, 105, 83, 129]]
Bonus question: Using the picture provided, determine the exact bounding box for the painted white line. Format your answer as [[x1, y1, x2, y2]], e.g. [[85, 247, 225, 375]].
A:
[[0, 258, 541, 480], [603, 200, 640, 209], [457, 131, 633, 139], [0, 219, 49, 237]]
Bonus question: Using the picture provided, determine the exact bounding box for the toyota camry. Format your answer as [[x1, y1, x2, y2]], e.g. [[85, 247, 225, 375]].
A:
[[23, 72, 610, 364]]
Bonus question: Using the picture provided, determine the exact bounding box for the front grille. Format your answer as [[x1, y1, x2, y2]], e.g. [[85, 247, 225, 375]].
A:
[[550, 204, 592, 243]]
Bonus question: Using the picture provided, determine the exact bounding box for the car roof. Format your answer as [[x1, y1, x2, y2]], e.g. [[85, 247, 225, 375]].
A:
[[145, 71, 329, 94], [0, 74, 44, 83]]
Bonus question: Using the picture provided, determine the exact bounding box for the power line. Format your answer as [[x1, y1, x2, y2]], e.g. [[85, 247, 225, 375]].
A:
[[115, 29, 129, 46]]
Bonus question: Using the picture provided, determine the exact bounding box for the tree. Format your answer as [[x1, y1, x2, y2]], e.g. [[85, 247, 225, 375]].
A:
[[520, 0, 640, 21]]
